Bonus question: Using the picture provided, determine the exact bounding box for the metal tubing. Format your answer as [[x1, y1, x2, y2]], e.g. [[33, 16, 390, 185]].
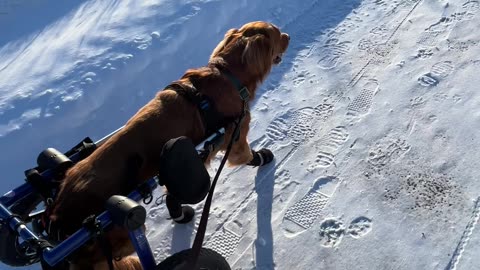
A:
[[0, 203, 39, 242], [42, 178, 157, 267], [129, 229, 156, 270], [1, 125, 224, 267]]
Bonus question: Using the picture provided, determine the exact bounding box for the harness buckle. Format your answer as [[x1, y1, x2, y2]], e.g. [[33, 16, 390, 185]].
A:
[[199, 99, 210, 110], [238, 87, 250, 101]]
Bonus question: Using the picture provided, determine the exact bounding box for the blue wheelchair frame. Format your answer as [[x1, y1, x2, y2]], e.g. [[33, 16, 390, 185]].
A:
[[0, 127, 225, 269]]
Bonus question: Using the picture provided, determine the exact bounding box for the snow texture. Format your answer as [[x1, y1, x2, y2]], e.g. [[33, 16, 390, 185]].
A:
[[2, 0, 480, 269]]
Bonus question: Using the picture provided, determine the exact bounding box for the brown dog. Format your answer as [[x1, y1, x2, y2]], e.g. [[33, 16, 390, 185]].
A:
[[48, 21, 289, 269]]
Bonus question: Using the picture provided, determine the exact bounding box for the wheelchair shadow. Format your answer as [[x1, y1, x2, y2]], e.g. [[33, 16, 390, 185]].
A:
[[253, 161, 277, 269], [167, 161, 277, 268], [170, 214, 195, 254]]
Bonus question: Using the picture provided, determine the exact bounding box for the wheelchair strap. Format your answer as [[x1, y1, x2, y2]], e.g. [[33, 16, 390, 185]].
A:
[[25, 169, 55, 206], [82, 215, 114, 270]]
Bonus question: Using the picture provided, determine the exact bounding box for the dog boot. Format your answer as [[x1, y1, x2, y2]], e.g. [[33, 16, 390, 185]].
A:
[[247, 148, 274, 167], [166, 195, 195, 224], [172, 206, 195, 224]]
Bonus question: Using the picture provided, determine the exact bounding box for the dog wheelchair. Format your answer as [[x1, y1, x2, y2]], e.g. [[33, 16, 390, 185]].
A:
[[0, 127, 231, 270]]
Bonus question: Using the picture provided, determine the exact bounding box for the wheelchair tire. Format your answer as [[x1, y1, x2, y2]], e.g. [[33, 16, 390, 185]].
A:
[[0, 224, 39, 267], [0, 192, 44, 267], [156, 248, 230, 270]]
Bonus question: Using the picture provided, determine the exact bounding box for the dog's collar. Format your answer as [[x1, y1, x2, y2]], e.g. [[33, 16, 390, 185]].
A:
[[219, 68, 250, 103], [214, 67, 250, 142], [213, 65, 250, 117]]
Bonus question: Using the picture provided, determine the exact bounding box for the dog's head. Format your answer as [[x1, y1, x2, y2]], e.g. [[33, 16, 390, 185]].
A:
[[210, 21, 290, 82]]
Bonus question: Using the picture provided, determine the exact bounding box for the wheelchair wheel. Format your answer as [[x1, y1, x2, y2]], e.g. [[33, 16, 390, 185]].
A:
[[0, 192, 44, 267], [156, 248, 230, 270]]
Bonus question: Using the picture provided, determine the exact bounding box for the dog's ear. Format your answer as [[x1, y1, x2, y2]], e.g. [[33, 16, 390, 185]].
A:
[[210, 28, 238, 59], [241, 33, 274, 76]]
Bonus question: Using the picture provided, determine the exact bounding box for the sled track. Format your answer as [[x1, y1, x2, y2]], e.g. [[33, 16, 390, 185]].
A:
[[348, 0, 423, 87], [445, 197, 480, 270]]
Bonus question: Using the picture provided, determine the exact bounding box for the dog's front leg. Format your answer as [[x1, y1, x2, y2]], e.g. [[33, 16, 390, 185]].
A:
[[226, 112, 274, 167], [226, 112, 254, 166]]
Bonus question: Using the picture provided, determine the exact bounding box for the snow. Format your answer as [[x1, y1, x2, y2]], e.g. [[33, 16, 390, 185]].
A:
[[1, 0, 480, 269]]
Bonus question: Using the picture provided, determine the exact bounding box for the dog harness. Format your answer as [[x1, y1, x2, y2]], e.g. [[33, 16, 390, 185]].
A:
[[165, 66, 250, 141], [165, 82, 227, 138]]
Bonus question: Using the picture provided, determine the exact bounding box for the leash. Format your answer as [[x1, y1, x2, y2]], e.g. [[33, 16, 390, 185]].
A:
[[186, 111, 245, 270], [186, 70, 249, 269]]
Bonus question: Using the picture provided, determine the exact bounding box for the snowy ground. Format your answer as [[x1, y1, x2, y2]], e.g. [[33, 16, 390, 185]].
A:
[[2, 0, 480, 269]]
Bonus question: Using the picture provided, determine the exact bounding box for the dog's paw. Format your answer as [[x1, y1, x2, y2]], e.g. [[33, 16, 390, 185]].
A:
[[247, 148, 274, 167], [172, 206, 195, 224]]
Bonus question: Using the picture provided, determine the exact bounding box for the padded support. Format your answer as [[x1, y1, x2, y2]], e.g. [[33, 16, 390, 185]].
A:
[[158, 137, 211, 204]]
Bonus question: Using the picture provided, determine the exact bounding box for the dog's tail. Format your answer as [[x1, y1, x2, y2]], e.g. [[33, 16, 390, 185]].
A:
[[113, 256, 143, 270], [69, 256, 142, 270]]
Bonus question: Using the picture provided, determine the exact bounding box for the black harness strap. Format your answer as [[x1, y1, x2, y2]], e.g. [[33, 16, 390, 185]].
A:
[[82, 215, 114, 270], [166, 82, 226, 137]]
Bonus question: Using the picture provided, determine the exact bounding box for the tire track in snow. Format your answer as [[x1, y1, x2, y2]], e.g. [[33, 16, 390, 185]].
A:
[[445, 197, 480, 270], [349, 0, 423, 87]]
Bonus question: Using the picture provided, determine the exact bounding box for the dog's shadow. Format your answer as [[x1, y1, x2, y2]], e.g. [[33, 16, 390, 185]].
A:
[[253, 160, 277, 269]]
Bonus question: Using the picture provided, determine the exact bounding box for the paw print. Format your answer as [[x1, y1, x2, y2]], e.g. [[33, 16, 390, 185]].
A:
[[318, 216, 372, 247]]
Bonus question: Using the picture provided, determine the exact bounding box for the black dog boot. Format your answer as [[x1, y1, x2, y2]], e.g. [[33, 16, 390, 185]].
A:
[[247, 148, 274, 167], [166, 195, 195, 224], [172, 206, 195, 224]]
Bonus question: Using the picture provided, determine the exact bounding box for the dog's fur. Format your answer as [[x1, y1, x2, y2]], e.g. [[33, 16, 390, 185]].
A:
[[48, 21, 289, 269]]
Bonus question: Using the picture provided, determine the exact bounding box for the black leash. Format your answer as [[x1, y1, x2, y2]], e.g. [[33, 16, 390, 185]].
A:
[[186, 70, 249, 269], [186, 113, 244, 270]]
